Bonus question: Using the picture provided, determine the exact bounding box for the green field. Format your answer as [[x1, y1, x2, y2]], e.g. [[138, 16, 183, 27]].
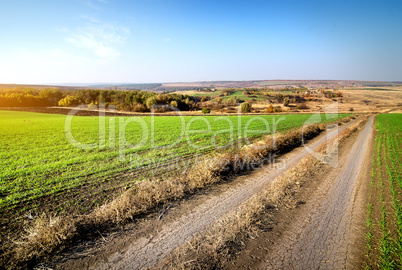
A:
[[0, 111, 349, 218], [188, 91, 221, 98], [191, 90, 267, 102], [220, 90, 266, 101], [190, 90, 268, 102], [367, 114, 402, 269]]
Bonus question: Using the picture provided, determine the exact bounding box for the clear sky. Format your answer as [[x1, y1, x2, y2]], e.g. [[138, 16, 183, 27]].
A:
[[0, 0, 401, 84]]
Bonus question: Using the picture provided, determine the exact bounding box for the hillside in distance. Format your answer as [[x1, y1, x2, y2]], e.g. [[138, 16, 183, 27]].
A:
[[2, 80, 402, 92], [97, 80, 402, 91]]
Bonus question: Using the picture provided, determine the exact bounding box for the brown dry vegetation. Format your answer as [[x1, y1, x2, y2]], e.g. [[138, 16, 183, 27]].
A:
[[318, 88, 402, 114], [2, 116, 357, 269], [177, 87, 402, 115], [157, 116, 368, 269]]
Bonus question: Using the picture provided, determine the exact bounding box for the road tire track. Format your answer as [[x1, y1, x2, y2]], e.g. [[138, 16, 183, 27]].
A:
[[262, 116, 374, 269]]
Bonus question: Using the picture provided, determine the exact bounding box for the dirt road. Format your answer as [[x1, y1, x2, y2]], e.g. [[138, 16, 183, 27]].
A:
[[261, 116, 374, 269], [66, 120, 358, 270]]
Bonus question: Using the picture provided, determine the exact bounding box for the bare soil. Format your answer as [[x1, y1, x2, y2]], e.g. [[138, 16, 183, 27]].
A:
[[41, 120, 359, 270]]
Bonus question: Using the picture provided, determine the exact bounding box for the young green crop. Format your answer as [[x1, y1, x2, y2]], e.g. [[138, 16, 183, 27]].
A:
[[0, 110, 349, 214], [366, 114, 402, 269]]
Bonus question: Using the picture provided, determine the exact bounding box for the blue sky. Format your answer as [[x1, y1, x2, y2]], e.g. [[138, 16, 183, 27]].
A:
[[0, 0, 401, 84]]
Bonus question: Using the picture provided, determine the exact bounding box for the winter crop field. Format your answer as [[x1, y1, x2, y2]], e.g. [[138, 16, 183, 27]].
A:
[[0, 110, 349, 221], [367, 113, 402, 268]]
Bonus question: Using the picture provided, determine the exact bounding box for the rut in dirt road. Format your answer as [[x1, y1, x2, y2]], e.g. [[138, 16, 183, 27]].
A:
[[87, 120, 359, 270], [262, 116, 374, 270]]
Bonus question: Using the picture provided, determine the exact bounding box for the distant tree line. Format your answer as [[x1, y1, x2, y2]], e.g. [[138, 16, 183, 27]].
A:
[[0, 88, 197, 112], [0, 88, 63, 107]]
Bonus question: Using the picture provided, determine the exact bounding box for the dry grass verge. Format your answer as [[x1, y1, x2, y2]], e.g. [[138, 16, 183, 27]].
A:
[[157, 116, 367, 269], [3, 115, 358, 269]]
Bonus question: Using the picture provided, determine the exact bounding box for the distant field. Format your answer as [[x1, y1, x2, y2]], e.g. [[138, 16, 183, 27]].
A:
[[253, 81, 308, 86], [176, 90, 267, 102], [187, 91, 221, 97], [350, 87, 401, 91], [0, 111, 350, 220], [218, 90, 266, 102], [358, 82, 402, 87]]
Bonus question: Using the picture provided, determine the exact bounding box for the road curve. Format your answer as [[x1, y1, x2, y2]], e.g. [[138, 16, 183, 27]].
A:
[[89, 120, 360, 270], [262, 116, 374, 269]]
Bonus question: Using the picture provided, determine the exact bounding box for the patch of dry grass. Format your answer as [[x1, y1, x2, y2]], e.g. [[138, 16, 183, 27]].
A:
[[4, 115, 358, 269], [12, 215, 76, 264]]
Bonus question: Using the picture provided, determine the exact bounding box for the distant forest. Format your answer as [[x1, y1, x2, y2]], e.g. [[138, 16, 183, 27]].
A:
[[0, 87, 197, 112]]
